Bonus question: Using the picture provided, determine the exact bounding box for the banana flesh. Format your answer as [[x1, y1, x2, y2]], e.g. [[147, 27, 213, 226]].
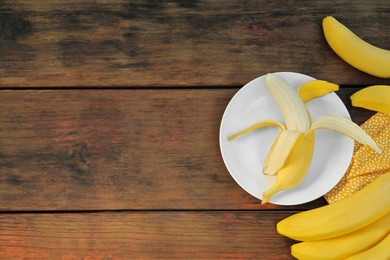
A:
[[264, 73, 311, 133], [277, 172, 390, 241], [350, 85, 390, 115], [346, 232, 390, 260], [291, 212, 390, 259], [263, 130, 301, 176], [323, 16, 390, 78]]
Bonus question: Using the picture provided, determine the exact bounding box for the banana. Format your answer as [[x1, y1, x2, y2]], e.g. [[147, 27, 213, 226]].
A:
[[291, 212, 390, 259], [346, 232, 390, 260], [350, 85, 390, 115], [228, 73, 380, 204], [277, 171, 390, 241], [298, 80, 339, 103], [322, 16, 390, 78], [259, 74, 311, 177]]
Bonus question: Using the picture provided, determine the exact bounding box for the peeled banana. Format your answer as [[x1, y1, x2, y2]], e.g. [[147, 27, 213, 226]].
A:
[[264, 73, 311, 133], [323, 16, 390, 78], [350, 85, 390, 115], [229, 73, 381, 204], [277, 171, 390, 241], [263, 130, 301, 176], [291, 212, 390, 259]]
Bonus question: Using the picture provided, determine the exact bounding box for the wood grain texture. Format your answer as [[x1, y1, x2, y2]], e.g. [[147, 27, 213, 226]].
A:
[[0, 88, 374, 211], [0, 0, 390, 87], [0, 211, 296, 259]]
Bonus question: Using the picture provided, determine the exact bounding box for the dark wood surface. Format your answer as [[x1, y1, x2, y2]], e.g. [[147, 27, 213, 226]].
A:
[[0, 212, 296, 259], [1, 0, 390, 87], [0, 0, 386, 259], [0, 88, 374, 212]]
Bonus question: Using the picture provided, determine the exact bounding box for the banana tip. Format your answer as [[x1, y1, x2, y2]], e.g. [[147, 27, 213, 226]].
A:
[[323, 15, 335, 22], [261, 192, 271, 205]]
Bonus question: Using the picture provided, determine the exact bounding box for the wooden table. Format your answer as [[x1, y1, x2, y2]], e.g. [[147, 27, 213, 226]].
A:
[[0, 1, 389, 259]]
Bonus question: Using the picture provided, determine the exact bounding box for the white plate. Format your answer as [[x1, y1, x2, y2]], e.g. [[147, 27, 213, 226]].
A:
[[219, 72, 354, 205]]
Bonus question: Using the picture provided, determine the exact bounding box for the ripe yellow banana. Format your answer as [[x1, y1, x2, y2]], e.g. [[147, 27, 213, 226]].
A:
[[291, 212, 390, 259], [323, 16, 390, 78], [350, 85, 390, 115], [229, 73, 380, 204], [277, 171, 390, 241], [346, 232, 390, 260], [298, 80, 339, 103]]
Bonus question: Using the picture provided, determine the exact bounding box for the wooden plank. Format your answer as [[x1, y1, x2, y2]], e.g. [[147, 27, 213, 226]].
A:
[[0, 0, 389, 87], [0, 211, 296, 259], [0, 88, 374, 211]]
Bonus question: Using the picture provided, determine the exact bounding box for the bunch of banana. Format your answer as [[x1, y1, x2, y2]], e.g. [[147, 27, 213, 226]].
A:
[[277, 172, 390, 259], [323, 16, 390, 78], [228, 73, 381, 204]]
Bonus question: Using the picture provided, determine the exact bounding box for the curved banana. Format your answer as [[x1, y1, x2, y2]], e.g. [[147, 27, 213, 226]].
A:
[[323, 16, 390, 78], [277, 171, 390, 241], [350, 85, 390, 115], [346, 232, 390, 260], [291, 212, 390, 259]]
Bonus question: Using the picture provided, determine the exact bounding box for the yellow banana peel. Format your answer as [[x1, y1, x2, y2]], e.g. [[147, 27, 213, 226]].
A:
[[228, 120, 285, 141], [277, 171, 390, 241], [298, 80, 339, 103], [261, 131, 314, 204]]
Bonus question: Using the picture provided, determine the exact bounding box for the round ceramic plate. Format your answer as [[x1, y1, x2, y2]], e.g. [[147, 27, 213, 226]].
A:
[[219, 72, 354, 205]]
